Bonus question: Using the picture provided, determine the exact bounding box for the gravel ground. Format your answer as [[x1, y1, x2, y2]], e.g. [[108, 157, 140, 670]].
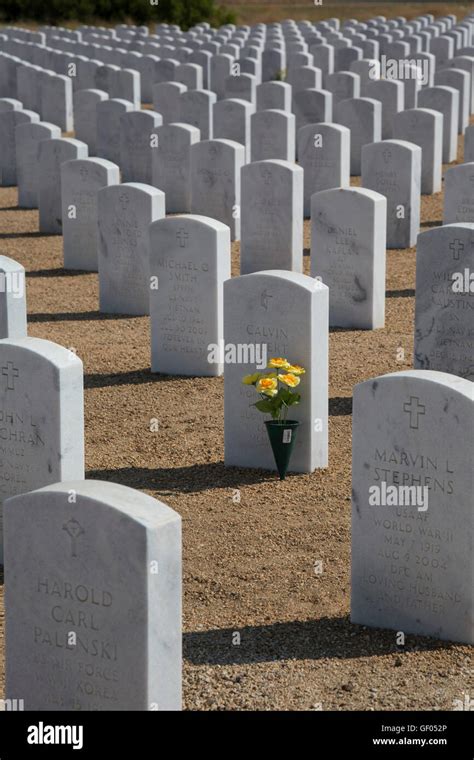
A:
[[0, 127, 472, 711]]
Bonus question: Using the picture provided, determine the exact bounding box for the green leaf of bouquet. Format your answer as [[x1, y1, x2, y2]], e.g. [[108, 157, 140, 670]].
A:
[[254, 399, 275, 413]]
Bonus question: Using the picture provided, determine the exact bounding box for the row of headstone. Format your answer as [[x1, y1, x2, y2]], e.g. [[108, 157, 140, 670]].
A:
[[0, 17, 472, 705], [2, 11, 472, 139], [0, 53, 76, 129], [75, 80, 468, 171], [1, 359, 470, 714], [2, 13, 472, 99], [0, 45, 140, 107], [64, 188, 474, 384], [1, 366, 471, 713], [1, 11, 472, 222], [0, 334, 181, 709], [7, 119, 474, 373], [44, 111, 474, 267]]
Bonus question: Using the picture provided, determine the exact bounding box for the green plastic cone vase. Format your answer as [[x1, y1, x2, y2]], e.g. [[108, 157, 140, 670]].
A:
[[264, 420, 300, 480]]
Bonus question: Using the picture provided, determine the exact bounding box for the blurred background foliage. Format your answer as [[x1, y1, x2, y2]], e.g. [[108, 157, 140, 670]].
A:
[[0, 0, 237, 28]]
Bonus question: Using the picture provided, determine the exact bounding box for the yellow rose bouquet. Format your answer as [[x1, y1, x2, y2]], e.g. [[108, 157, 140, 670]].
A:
[[242, 357, 306, 423]]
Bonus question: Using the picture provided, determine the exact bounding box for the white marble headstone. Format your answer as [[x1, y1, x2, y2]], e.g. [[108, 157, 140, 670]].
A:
[[40, 71, 73, 131], [435, 67, 469, 134], [443, 163, 474, 224], [240, 159, 304, 273], [152, 122, 199, 214], [152, 81, 187, 123], [38, 138, 89, 234], [250, 108, 295, 162], [351, 369, 473, 644], [334, 97, 382, 175], [149, 215, 231, 376], [224, 270, 328, 473], [311, 187, 386, 329], [4, 480, 181, 710], [73, 88, 109, 156], [120, 109, 163, 184], [365, 79, 405, 139], [213, 98, 253, 162], [392, 108, 443, 195], [418, 85, 459, 164], [16, 121, 61, 208], [62, 157, 120, 271], [96, 98, 133, 165], [179, 89, 216, 140], [190, 138, 244, 241], [0, 108, 39, 186], [0, 337, 84, 564], [0, 256, 27, 339], [293, 88, 332, 133], [98, 182, 165, 315], [256, 81, 291, 112], [414, 223, 474, 379], [298, 122, 350, 217], [362, 139, 421, 249], [465, 125, 474, 163]]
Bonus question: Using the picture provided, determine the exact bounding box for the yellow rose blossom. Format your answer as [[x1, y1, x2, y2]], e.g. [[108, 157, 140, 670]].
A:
[[278, 373, 300, 388], [268, 357, 290, 369], [242, 372, 261, 385], [287, 364, 305, 375], [257, 377, 278, 396]]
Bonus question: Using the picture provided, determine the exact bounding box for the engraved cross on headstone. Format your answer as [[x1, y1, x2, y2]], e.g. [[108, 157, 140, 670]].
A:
[[261, 289, 272, 310], [450, 239, 464, 260], [176, 228, 189, 248], [2, 362, 19, 391], [382, 148, 392, 164], [403, 396, 426, 429], [63, 518, 85, 558], [119, 193, 130, 211]]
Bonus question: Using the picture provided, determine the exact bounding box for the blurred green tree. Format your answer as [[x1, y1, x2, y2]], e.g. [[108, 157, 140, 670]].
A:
[[0, 0, 236, 27]]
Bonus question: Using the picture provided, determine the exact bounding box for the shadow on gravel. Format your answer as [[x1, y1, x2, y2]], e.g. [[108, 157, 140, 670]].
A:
[[27, 268, 93, 278], [83, 364, 351, 420], [88, 397, 350, 488], [386, 289, 415, 298], [84, 368, 197, 389], [329, 396, 352, 416], [183, 617, 455, 664], [29, 310, 143, 323], [87, 463, 279, 491], [0, 231, 53, 239]]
